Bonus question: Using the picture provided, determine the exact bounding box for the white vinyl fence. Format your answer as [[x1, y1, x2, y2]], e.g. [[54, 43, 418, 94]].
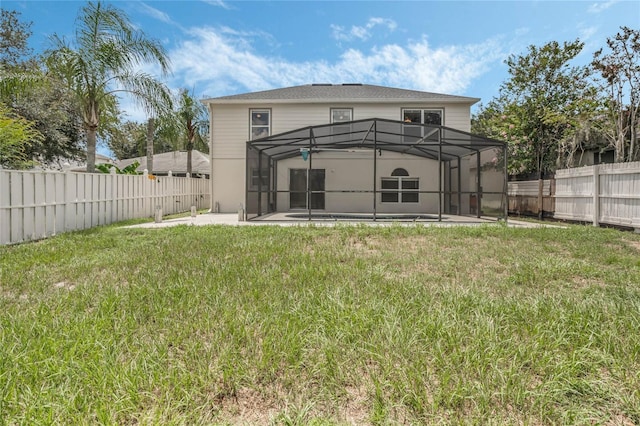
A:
[[0, 170, 211, 245], [554, 161, 640, 229]]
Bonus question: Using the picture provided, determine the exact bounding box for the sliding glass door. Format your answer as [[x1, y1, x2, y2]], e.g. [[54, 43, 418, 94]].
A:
[[290, 169, 325, 210]]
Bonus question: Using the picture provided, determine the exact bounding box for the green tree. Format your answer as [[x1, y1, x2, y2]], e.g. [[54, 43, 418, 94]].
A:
[[473, 40, 598, 177], [176, 89, 208, 175], [0, 9, 33, 69], [1, 10, 85, 167], [10, 76, 86, 166], [0, 102, 42, 169], [104, 120, 146, 160], [46, 1, 172, 172], [105, 117, 175, 161], [154, 89, 208, 175], [592, 26, 640, 162]]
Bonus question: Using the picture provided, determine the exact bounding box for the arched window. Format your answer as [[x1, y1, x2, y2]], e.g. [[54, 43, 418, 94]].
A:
[[381, 169, 419, 203], [391, 168, 409, 177]]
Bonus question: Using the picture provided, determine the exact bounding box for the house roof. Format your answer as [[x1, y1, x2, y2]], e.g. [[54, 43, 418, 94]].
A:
[[116, 150, 210, 175], [54, 153, 114, 172], [203, 84, 480, 105]]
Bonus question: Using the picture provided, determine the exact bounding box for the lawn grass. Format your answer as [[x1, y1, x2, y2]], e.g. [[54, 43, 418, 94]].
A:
[[1, 223, 639, 424]]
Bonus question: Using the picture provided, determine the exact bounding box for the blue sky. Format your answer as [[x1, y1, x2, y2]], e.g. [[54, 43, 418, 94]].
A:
[[5, 0, 640, 122]]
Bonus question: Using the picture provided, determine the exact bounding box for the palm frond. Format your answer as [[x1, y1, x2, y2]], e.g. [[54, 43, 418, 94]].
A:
[[110, 72, 173, 117]]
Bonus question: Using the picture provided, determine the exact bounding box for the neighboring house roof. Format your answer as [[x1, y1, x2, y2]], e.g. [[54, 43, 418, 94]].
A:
[[202, 83, 479, 105], [116, 150, 210, 176], [38, 153, 115, 172]]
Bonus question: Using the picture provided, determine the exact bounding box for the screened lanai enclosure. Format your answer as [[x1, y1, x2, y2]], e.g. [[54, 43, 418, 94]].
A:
[[246, 118, 507, 221]]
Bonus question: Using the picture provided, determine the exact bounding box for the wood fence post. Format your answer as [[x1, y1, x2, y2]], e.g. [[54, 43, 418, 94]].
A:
[[537, 178, 543, 220]]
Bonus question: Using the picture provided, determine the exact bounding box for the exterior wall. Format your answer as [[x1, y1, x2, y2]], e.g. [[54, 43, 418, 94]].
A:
[[211, 158, 245, 213], [209, 101, 473, 213], [276, 152, 439, 213]]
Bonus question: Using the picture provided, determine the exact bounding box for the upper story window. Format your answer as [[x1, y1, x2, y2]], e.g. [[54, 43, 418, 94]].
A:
[[250, 109, 271, 140], [331, 108, 353, 143], [402, 109, 443, 126], [331, 108, 353, 123]]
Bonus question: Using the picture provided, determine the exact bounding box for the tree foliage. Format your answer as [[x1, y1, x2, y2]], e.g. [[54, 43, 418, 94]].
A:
[[46, 1, 172, 172], [473, 40, 598, 177], [104, 120, 146, 160], [9, 75, 86, 166], [592, 26, 640, 162], [1, 9, 85, 168], [154, 89, 209, 174], [0, 9, 33, 69], [105, 119, 174, 160], [176, 89, 208, 174], [95, 160, 141, 175], [0, 102, 43, 169]]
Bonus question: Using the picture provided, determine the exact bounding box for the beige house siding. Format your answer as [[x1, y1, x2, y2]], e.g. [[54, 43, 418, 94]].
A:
[[276, 152, 440, 213], [211, 158, 244, 213], [208, 100, 474, 213]]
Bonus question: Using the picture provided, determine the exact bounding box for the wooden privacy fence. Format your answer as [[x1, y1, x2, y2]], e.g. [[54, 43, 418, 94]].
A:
[[508, 162, 640, 229], [507, 179, 555, 217], [555, 162, 640, 229], [0, 170, 211, 245]]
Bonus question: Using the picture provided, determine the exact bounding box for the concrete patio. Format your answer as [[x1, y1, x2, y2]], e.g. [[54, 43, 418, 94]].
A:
[[126, 212, 564, 229]]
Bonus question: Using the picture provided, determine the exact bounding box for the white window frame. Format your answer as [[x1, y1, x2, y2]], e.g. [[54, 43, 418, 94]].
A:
[[330, 108, 353, 123], [330, 108, 353, 143], [380, 177, 420, 203], [250, 109, 271, 140], [401, 108, 443, 126]]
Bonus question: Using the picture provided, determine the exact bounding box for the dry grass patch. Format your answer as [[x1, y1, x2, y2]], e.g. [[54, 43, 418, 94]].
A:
[[625, 238, 640, 252], [216, 387, 282, 425]]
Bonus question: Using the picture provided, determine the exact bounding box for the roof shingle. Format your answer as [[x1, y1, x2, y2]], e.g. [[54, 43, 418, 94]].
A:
[[203, 84, 479, 104]]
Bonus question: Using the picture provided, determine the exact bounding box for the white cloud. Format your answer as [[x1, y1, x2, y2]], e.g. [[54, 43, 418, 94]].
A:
[[578, 24, 598, 41], [331, 17, 397, 42], [201, 0, 232, 10], [168, 27, 505, 99], [137, 3, 173, 24], [587, 0, 618, 13]]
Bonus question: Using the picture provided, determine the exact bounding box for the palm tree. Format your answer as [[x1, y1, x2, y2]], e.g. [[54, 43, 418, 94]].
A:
[[156, 89, 208, 175], [176, 89, 208, 175], [46, 1, 172, 172], [146, 117, 155, 174]]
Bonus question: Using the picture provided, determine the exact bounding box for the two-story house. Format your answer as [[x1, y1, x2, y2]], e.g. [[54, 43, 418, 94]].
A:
[[203, 84, 505, 220]]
